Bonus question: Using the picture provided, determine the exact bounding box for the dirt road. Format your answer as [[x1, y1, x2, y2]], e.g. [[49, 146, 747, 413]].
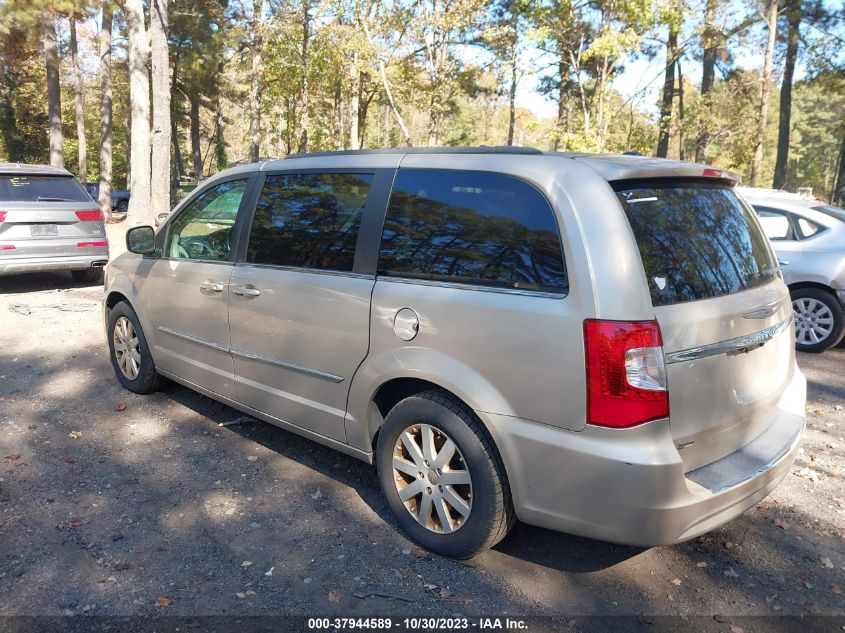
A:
[[1, 239, 843, 621]]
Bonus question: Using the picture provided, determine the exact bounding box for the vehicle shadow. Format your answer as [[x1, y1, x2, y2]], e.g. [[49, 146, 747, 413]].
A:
[[0, 271, 99, 295], [162, 381, 642, 574]]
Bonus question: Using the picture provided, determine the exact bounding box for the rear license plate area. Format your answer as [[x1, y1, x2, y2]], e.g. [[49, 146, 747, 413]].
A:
[[30, 224, 58, 236]]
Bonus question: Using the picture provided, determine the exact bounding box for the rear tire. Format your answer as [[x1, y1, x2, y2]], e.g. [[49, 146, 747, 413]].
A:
[[107, 301, 166, 394], [376, 389, 515, 559], [791, 287, 845, 353], [71, 267, 104, 284]]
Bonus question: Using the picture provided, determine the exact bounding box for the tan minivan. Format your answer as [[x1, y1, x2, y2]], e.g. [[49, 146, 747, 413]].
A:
[[104, 148, 805, 558]]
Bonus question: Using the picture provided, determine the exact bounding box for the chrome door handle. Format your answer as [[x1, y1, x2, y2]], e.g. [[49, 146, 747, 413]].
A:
[[200, 281, 225, 293], [233, 285, 261, 297]]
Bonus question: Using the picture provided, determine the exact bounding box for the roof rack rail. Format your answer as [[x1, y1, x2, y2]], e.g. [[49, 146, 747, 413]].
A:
[[283, 146, 544, 159]]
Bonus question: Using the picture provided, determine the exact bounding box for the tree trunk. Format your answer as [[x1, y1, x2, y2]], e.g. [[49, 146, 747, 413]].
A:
[[214, 61, 227, 170], [349, 60, 360, 150], [299, 0, 310, 153], [150, 0, 171, 218], [361, 19, 411, 146], [42, 15, 63, 168], [749, 0, 778, 187], [190, 93, 202, 179], [834, 134, 845, 205], [125, 0, 152, 226], [695, 0, 718, 163], [506, 35, 518, 146], [656, 25, 679, 158], [171, 54, 184, 196], [773, 3, 801, 190], [70, 19, 87, 183], [248, 0, 263, 162], [98, 6, 113, 222], [677, 60, 686, 161]]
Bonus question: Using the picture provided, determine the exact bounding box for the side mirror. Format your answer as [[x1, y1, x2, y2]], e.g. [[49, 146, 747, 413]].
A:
[[126, 225, 156, 255]]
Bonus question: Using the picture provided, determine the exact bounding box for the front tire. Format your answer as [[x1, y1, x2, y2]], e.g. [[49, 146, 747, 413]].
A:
[[376, 390, 515, 559], [792, 287, 845, 353], [107, 301, 166, 394]]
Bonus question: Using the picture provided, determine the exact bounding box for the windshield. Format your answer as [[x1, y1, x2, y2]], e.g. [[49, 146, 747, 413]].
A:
[[615, 180, 778, 307], [812, 204, 845, 224], [0, 175, 90, 202]]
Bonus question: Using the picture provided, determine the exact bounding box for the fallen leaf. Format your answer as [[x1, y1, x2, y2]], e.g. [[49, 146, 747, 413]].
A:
[[695, 562, 708, 568], [304, 577, 312, 584], [68, 431, 82, 439], [439, 587, 452, 599], [328, 590, 341, 603], [822, 557, 834, 569], [671, 578, 682, 586], [236, 592, 246, 599], [723, 540, 734, 550], [115, 403, 127, 411], [4, 454, 20, 461], [311, 488, 322, 500], [423, 583, 438, 590], [265, 567, 274, 577], [241, 561, 253, 567], [774, 519, 790, 530], [247, 456, 257, 462], [730, 626, 745, 633], [804, 602, 824, 615], [157, 597, 172, 608], [832, 585, 843, 596], [723, 568, 740, 578]]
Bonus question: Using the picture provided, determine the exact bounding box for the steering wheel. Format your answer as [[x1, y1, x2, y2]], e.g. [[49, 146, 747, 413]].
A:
[[206, 229, 231, 258], [180, 238, 217, 259]]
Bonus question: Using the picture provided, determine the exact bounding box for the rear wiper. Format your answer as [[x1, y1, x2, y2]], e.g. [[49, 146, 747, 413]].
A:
[[37, 196, 72, 202]]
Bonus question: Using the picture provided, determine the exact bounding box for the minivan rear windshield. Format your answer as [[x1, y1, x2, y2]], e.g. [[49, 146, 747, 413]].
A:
[[614, 180, 778, 307], [0, 175, 90, 202]]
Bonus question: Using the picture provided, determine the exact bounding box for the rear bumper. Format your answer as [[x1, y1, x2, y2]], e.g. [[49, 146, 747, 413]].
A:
[[0, 254, 109, 276], [484, 367, 806, 546]]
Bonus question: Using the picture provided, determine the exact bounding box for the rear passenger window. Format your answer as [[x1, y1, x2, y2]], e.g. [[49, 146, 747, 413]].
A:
[[246, 173, 373, 272], [796, 217, 821, 239], [378, 169, 567, 293], [755, 208, 793, 240]]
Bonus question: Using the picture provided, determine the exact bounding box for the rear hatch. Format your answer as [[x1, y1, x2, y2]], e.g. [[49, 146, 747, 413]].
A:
[[614, 179, 794, 471], [0, 173, 107, 258]]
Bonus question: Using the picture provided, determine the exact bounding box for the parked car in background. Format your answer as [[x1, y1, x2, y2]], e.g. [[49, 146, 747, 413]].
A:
[[0, 163, 108, 283], [739, 187, 845, 353], [103, 149, 805, 558], [85, 182, 130, 215]]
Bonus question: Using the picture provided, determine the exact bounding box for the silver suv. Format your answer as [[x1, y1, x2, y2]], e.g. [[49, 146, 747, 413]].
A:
[[0, 163, 109, 282], [739, 187, 845, 353], [104, 149, 806, 558]]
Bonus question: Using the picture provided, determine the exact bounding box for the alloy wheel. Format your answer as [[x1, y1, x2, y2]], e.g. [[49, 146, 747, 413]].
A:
[[391, 424, 473, 534], [793, 297, 834, 346], [113, 316, 141, 380]]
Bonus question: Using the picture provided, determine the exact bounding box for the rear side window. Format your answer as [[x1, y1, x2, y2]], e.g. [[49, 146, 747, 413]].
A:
[[755, 208, 793, 240], [246, 173, 373, 272], [615, 181, 777, 307], [378, 169, 567, 293], [0, 175, 89, 202]]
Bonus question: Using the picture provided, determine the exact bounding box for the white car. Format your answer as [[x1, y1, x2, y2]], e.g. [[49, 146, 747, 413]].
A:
[[739, 187, 845, 353]]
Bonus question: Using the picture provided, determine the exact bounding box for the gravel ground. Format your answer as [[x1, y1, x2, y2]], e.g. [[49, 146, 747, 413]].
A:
[[0, 223, 843, 621]]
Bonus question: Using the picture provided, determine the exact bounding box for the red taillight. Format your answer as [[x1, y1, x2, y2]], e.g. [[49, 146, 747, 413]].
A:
[[0, 245, 15, 250], [0, 211, 6, 222], [77, 241, 108, 248], [583, 319, 669, 428], [75, 209, 103, 221], [702, 168, 723, 178]]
